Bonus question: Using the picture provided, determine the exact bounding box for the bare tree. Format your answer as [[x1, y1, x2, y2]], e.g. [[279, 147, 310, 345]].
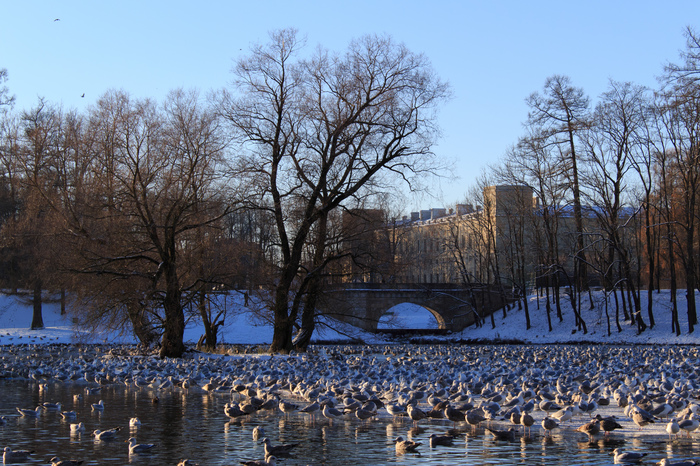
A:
[[0, 69, 15, 112], [582, 80, 648, 334], [21, 90, 234, 357], [526, 75, 592, 311], [657, 28, 700, 333], [219, 29, 449, 353]]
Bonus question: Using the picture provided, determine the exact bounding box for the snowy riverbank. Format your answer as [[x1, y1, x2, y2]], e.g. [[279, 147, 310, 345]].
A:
[[0, 289, 698, 347]]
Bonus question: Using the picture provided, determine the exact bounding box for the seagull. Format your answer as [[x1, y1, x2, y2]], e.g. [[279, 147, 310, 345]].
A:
[[386, 403, 407, 421], [428, 433, 454, 447], [300, 401, 320, 417], [91, 400, 104, 411], [443, 405, 464, 427], [657, 459, 699, 466], [575, 419, 601, 442], [465, 408, 486, 430], [129, 417, 141, 428], [612, 448, 648, 463], [54, 18, 60, 21], [552, 406, 573, 423], [43, 401, 62, 411], [93, 427, 121, 440], [541, 416, 559, 436], [16, 406, 41, 417], [49, 456, 84, 466], [278, 400, 299, 416], [679, 414, 700, 437], [321, 405, 344, 423], [81, 93, 85, 98], [596, 415, 623, 437], [631, 407, 655, 430], [224, 402, 245, 419], [70, 422, 85, 433], [3, 447, 34, 463], [127, 437, 156, 454], [394, 436, 421, 453], [355, 407, 377, 421], [666, 418, 681, 439], [262, 438, 298, 458], [521, 412, 535, 435], [485, 427, 517, 441], [406, 404, 427, 425], [60, 410, 77, 420], [252, 426, 265, 441]]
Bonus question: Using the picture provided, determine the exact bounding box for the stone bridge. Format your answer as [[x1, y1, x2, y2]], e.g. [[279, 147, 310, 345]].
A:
[[316, 283, 511, 333]]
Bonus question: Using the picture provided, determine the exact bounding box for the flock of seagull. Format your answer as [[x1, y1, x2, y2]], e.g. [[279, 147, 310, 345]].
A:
[[2, 342, 700, 464]]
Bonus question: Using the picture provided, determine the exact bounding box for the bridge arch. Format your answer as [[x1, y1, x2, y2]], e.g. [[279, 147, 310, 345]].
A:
[[377, 303, 446, 330], [316, 283, 510, 333]]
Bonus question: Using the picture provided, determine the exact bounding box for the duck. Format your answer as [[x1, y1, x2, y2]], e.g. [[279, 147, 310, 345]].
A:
[[126, 437, 156, 454]]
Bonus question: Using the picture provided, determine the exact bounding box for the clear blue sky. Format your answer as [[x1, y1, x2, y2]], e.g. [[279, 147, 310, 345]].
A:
[[2, 1, 698, 209]]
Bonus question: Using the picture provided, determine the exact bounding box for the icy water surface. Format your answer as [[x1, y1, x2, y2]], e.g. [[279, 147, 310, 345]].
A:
[[2, 379, 700, 465]]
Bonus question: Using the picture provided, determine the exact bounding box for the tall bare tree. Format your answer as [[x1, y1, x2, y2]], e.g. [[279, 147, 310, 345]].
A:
[[658, 27, 700, 333], [526, 75, 592, 311], [22, 90, 233, 357], [582, 80, 648, 333], [219, 29, 449, 353]]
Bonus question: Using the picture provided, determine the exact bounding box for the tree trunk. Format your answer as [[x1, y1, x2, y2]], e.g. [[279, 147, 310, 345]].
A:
[[270, 279, 295, 353], [159, 262, 185, 358], [199, 289, 218, 349], [126, 301, 157, 347], [294, 280, 320, 352], [31, 279, 44, 330]]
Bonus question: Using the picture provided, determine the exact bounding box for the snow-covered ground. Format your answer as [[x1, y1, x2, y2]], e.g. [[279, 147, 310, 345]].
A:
[[0, 288, 697, 346]]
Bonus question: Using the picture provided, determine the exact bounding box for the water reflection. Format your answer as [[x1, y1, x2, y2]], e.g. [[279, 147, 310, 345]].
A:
[[2, 379, 700, 465]]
